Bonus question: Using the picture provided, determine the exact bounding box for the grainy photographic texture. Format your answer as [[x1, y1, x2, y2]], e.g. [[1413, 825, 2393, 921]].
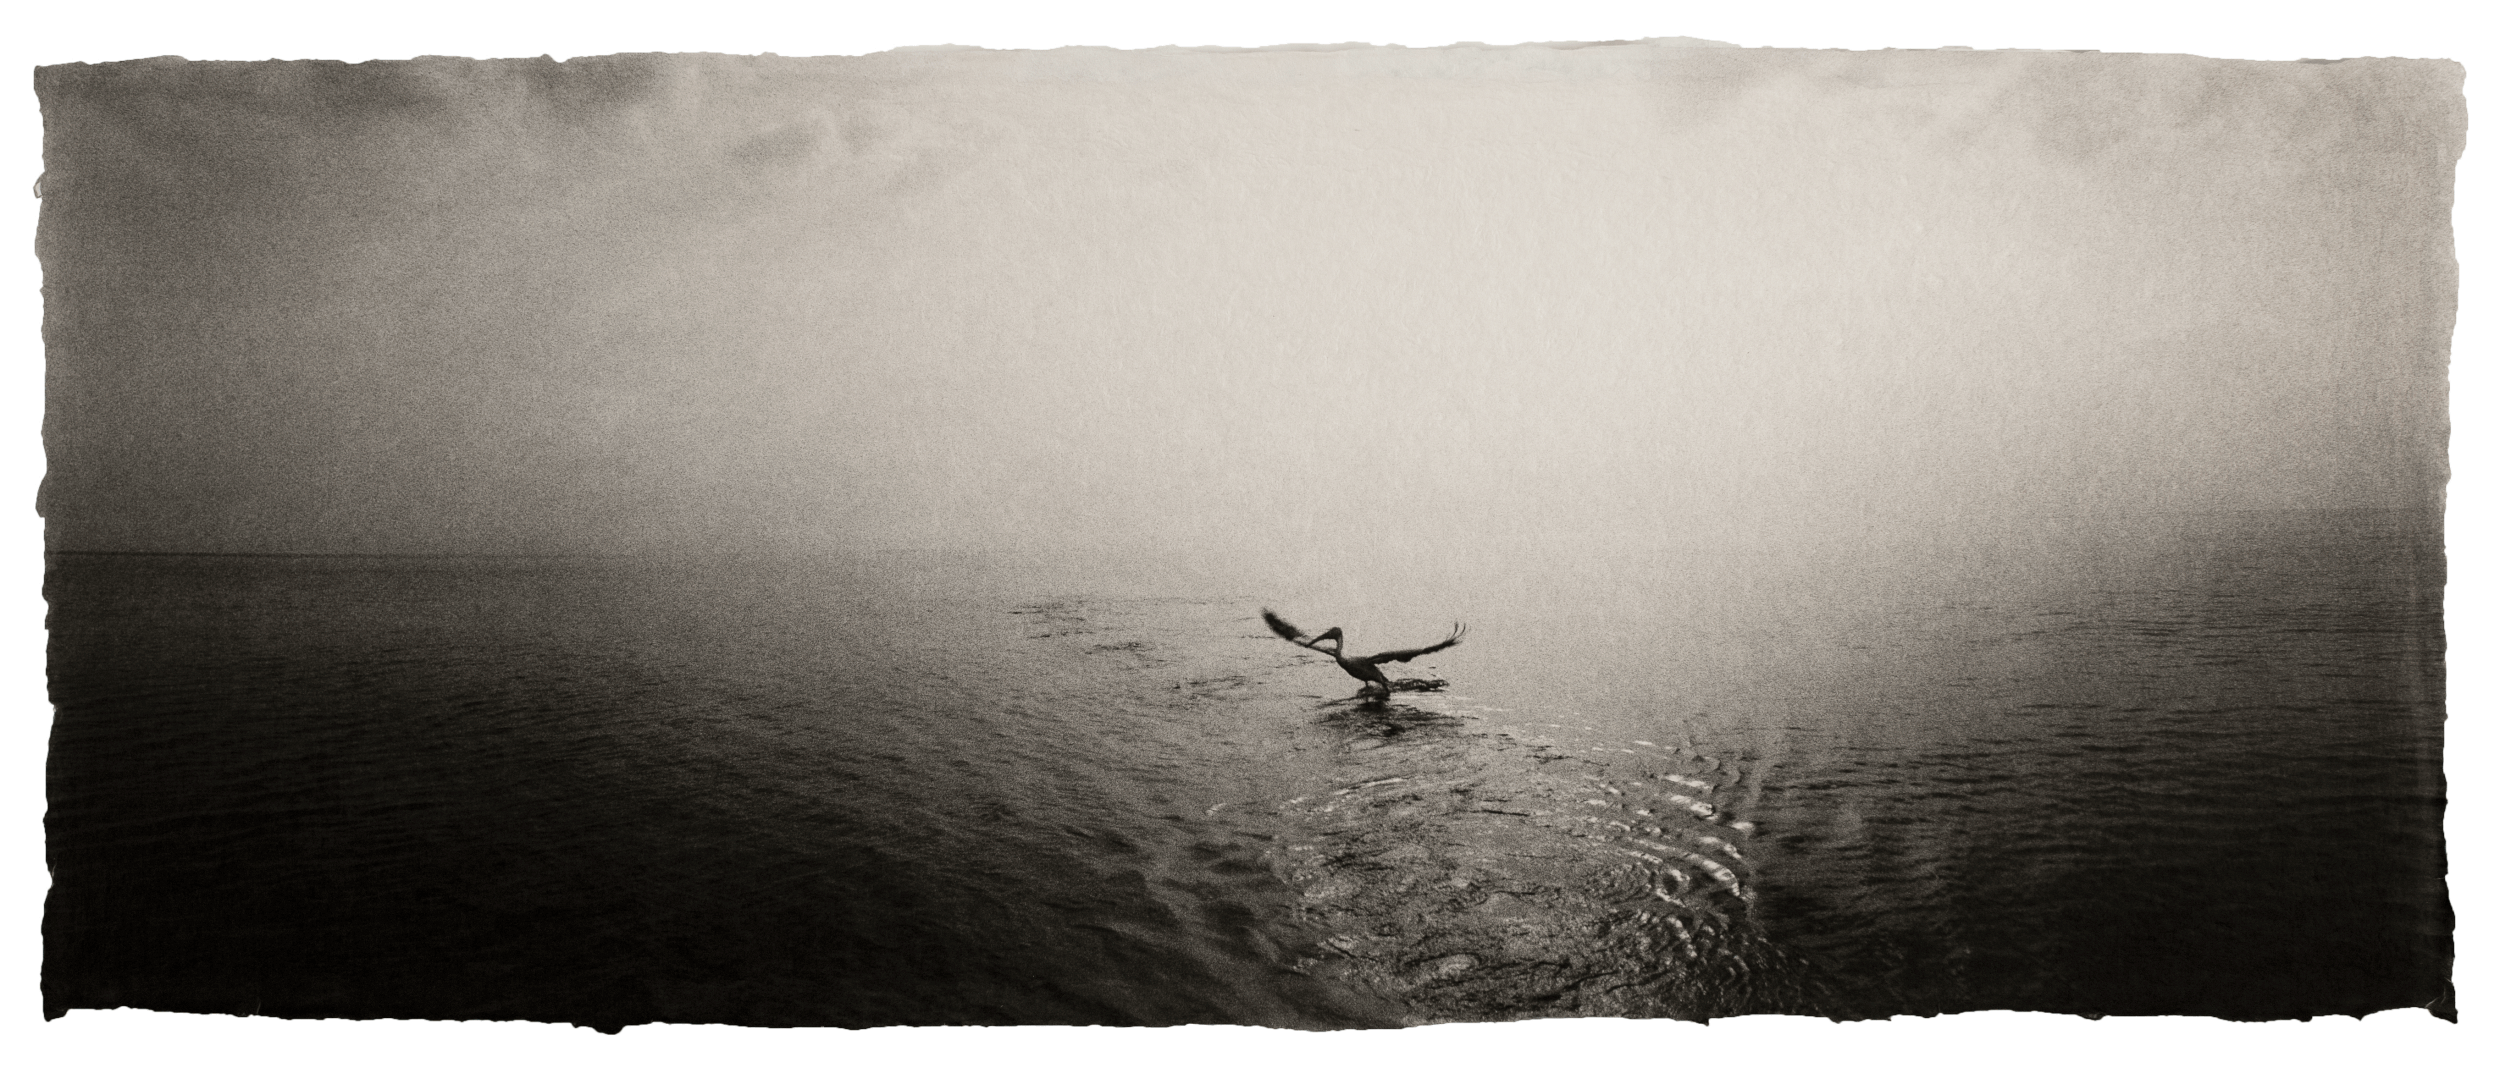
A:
[[37, 42, 2456, 1029]]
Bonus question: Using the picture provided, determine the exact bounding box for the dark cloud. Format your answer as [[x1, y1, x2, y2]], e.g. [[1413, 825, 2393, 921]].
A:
[[510, 52, 674, 124], [41, 57, 459, 131], [2005, 51, 2466, 169], [731, 121, 827, 168]]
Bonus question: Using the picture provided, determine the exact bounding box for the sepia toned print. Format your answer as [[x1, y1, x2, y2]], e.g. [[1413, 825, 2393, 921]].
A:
[[36, 43, 2456, 1028]]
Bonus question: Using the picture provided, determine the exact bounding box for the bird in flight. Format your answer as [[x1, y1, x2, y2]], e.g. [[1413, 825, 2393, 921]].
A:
[[1262, 609, 1465, 698]]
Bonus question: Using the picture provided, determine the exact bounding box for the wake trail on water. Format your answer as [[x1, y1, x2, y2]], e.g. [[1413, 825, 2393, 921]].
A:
[[1023, 597, 1822, 1023], [1248, 697, 1820, 1021]]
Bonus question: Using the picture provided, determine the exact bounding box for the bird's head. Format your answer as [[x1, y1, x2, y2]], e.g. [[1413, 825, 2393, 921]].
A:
[[1311, 628, 1345, 653]]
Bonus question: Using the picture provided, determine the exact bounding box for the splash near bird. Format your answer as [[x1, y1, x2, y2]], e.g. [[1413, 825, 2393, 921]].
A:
[[1262, 609, 1465, 698]]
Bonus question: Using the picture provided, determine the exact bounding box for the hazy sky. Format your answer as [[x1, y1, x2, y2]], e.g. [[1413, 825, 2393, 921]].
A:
[[36, 44, 2462, 561]]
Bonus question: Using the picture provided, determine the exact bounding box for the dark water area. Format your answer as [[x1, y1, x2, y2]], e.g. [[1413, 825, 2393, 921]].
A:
[[42, 510, 2450, 1028], [43, 555, 1394, 1028], [1728, 520, 2451, 1019]]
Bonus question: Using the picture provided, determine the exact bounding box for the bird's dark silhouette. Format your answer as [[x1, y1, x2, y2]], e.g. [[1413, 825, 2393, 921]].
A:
[[1262, 609, 1465, 698]]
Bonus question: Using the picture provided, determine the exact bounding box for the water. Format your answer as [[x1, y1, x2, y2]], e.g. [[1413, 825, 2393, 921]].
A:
[[42, 510, 2450, 1027], [1734, 526, 2450, 1018]]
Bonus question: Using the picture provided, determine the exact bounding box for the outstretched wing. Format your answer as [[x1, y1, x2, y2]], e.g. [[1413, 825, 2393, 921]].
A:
[[1262, 609, 1333, 653], [1361, 623, 1466, 665]]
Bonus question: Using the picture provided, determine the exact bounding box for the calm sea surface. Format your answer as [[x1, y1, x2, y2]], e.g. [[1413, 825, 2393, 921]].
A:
[[43, 511, 2450, 1027]]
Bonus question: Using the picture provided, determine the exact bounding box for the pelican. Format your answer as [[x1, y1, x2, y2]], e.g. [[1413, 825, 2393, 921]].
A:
[[1262, 609, 1465, 698]]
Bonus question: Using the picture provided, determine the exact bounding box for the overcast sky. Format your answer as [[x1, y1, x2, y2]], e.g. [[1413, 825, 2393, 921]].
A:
[[35, 44, 2462, 561]]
